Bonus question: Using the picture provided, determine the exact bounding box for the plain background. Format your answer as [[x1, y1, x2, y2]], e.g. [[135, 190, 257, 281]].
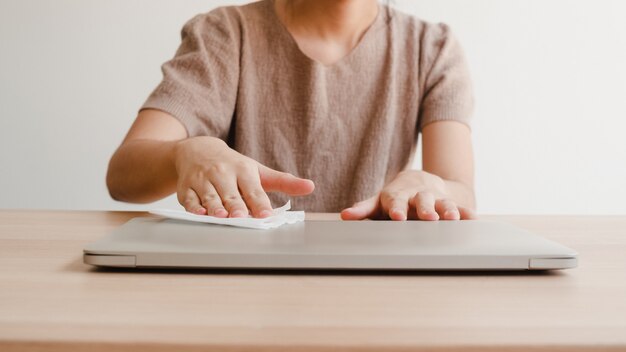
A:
[[1, 0, 625, 214]]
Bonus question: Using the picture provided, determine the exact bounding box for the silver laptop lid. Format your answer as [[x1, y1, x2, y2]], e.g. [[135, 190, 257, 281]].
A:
[[84, 218, 578, 271]]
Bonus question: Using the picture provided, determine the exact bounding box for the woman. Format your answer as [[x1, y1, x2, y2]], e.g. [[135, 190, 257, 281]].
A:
[[106, 0, 476, 221]]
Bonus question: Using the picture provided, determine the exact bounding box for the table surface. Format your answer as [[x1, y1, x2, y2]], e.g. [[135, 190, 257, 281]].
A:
[[1, 210, 625, 352]]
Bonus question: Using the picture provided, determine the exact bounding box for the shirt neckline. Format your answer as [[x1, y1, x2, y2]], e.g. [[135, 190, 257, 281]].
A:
[[266, 0, 385, 69]]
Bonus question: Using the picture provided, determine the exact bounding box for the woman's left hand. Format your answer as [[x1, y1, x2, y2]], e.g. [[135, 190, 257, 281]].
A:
[[340, 170, 476, 221]]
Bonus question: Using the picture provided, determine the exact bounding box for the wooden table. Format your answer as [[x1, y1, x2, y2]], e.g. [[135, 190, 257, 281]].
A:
[[1, 211, 625, 351]]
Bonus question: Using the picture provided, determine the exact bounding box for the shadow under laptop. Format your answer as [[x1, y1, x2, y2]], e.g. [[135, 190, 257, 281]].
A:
[[83, 264, 565, 277]]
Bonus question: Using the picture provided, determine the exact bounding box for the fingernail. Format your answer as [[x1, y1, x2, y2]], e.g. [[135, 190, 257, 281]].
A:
[[419, 209, 434, 218], [259, 210, 272, 218], [231, 210, 246, 218], [390, 208, 406, 221], [341, 208, 355, 215], [194, 208, 206, 215], [419, 209, 438, 221], [445, 210, 460, 220], [214, 208, 228, 217]]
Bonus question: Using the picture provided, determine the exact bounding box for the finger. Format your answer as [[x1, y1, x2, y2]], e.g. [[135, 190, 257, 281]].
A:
[[209, 175, 249, 218], [196, 182, 228, 218], [238, 172, 273, 218], [341, 195, 381, 220], [458, 206, 477, 220], [435, 199, 461, 220], [259, 165, 315, 196], [177, 188, 206, 215], [412, 191, 439, 221], [380, 190, 410, 221]]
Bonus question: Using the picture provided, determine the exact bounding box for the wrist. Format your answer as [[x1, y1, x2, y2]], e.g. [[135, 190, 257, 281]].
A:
[[171, 139, 186, 177], [172, 136, 228, 175]]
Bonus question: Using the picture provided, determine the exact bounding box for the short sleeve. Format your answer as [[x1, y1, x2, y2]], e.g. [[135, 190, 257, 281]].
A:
[[418, 24, 474, 131], [140, 9, 240, 138]]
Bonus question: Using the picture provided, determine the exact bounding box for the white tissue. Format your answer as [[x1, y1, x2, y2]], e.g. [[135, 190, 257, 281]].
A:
[[150, 201, 304, 230]]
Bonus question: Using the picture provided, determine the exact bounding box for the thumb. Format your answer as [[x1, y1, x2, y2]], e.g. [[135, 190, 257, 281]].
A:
[[340, 195, 381, 220], [258, 165, 315, 196]]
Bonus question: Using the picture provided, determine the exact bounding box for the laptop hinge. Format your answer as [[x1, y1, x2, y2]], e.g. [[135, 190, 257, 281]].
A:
[[529, 257, 577, 270], [83, 254, 137, 267]]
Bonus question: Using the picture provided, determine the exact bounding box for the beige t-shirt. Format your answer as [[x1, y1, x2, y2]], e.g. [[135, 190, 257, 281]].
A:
[[142, 0, 474, 212]]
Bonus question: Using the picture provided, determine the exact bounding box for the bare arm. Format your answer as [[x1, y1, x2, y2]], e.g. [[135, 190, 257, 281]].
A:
[[422, 120, 476, 210], [106, 109, 314, 217], [106, 109, 187, 203]]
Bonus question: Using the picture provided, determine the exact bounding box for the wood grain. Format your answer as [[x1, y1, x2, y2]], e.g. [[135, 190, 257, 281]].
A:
[[1, 210, 625, 351]]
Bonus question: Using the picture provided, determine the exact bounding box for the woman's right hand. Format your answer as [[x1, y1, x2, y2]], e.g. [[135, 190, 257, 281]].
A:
[[174, 136, 315, 218]]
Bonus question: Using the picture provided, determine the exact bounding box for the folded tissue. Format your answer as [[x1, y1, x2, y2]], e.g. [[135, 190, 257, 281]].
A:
[[150, 201, 304, 230]]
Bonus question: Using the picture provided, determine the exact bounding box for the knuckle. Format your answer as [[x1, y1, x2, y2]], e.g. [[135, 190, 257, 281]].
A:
[[208, 163, 230, 175], [441, 199, 455, 206], [415, 191, 432, 200], [224, 194, 241, 201], [183, 197, 196, 205], [180, 196, 198, 209], [440, 200, 457, 211], [416, 191, 434, 202], [381, 190, 403, 203], [244, 189, 267, 201], [221, 195, 244, 208], [235, 160, 256, 172], [176, 185, 189, 198], [200, 193, 220, 204], [416, 190, 431, 197]]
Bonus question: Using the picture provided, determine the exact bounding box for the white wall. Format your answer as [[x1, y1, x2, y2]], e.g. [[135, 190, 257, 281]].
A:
[[1, 0, 625, 214]]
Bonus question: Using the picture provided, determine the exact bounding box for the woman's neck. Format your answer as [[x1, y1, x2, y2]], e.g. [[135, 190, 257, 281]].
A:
[[275, 0, 379, 43]]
